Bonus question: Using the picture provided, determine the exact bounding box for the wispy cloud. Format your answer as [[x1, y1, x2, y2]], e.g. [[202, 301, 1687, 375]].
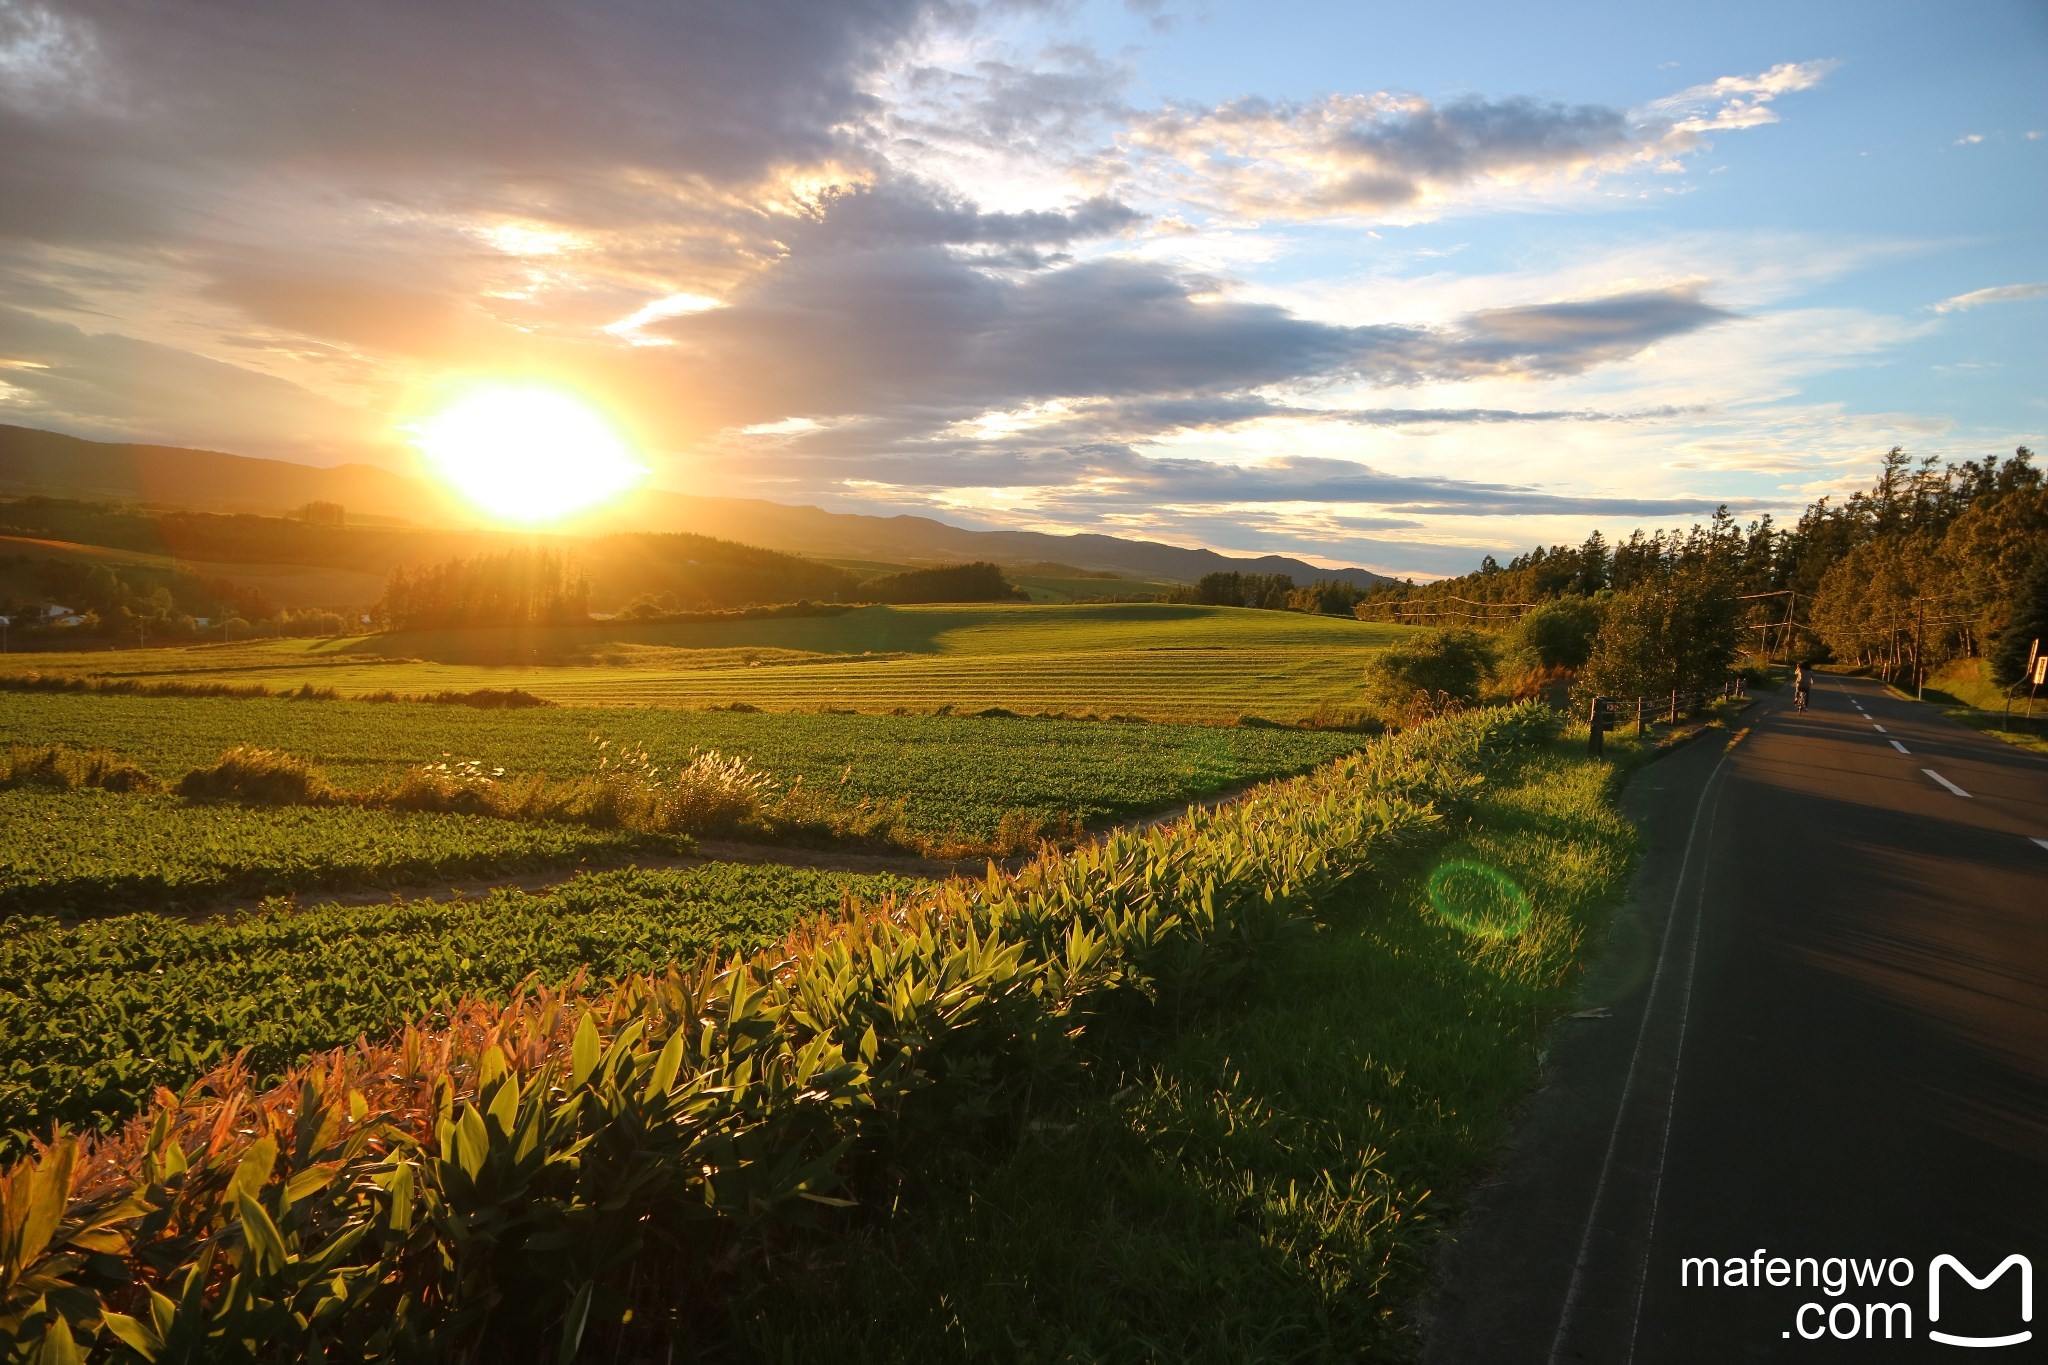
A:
[[1931, 282, 2048, 313], [1114, 61, 1835, 222]]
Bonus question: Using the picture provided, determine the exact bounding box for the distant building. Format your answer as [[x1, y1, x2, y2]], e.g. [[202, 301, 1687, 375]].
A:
[[44, 604, 75, 619]]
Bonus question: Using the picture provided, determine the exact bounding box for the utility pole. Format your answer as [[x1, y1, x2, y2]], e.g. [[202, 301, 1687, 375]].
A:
[[1913, 598, 1925, 700]]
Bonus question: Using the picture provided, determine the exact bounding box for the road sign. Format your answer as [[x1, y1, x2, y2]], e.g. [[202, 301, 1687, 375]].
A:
[[2034, 656, 2047, 686]]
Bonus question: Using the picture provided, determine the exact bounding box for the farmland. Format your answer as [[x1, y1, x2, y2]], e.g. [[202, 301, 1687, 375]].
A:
[[2, 691, 1368, 845], [0, 862, 924, 1150], [0, 602, 1409, 721], [0, 788, 663, 916]]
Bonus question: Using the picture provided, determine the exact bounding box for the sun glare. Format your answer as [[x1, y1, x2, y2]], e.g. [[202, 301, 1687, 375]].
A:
[[411, 386, 644, 524]]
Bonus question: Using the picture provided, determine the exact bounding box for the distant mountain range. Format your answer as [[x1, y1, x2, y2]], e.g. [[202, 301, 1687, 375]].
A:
[[0, 424, 1396, 589]]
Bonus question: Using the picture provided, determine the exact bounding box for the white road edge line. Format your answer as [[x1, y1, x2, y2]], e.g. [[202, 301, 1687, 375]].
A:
[[2033, 838, 2048, 853], [1624, 780, 1725, 1364], [1546, 745, 1731, 1365], [1890, 739, 1910, 753], [1924, 769, 1971, 798]]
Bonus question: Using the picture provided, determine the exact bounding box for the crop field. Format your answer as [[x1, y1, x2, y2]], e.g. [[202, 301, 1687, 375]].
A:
[[2, 692, 1366, 842], [0, 862, 923, 1149], [0, 788, 661, 916], [0, 602, 1409, 720]]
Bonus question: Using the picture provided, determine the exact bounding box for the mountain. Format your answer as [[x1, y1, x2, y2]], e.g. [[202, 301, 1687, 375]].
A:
[[0, 423, 1395, 589]]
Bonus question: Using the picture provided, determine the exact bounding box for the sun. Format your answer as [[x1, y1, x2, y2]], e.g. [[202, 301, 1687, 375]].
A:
[[411, 385, 644, 523]]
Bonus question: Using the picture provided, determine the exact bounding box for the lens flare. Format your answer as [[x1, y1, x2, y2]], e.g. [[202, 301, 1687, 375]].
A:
[[411, 385, 643, 524], [1427, 859, 1532, 941]]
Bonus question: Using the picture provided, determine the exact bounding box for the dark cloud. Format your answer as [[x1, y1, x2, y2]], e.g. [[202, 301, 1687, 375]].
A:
[[790, 180, 1141, 253], [0, 0, 947, 247], [1323, 96, 1632, 209], [1458, 288, 1736, 373], [651, 203, 1730, 432], [1131, 90, 1640, 215]]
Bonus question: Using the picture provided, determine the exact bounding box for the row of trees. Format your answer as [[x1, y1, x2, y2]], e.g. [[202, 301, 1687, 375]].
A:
[[1175, 571, 1373, 615], [378, 549, 591, 630], [1355, 447, 2047, 690]]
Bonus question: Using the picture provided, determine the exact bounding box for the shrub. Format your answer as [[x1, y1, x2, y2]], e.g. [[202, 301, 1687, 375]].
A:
[[1361, 627, 1501, 726], [1507, 595, 1602, 672], [0, 744, 158, 793], [175, 747, 340, 805], [656, 749, 780, 834]]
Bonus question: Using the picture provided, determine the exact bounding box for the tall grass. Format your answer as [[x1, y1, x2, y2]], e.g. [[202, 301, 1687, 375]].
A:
[[0, 744, 158, 793], [0, 672, 553, 708]]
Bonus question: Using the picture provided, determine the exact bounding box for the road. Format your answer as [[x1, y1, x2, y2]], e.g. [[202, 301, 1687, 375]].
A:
[[1422, 677, 2048, 1362]]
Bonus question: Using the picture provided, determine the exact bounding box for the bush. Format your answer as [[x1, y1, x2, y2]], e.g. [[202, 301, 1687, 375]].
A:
[[176, 747, 341, 805], [1508, 595, 1602, 672], [0, 744, 159, 793], [656, 749, 780, 834], [1361, 628, 1501, 726]]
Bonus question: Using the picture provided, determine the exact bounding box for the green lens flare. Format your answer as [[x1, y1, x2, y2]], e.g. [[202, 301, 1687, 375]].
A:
[[1427, 860, 1531, 941]]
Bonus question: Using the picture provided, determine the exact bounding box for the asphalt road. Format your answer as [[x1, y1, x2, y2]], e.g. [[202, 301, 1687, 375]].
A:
[[1422, 678, 2048, 1363]]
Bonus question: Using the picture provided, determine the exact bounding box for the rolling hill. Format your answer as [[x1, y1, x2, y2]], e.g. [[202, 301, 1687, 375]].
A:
[[0, 424, 1395, 590]]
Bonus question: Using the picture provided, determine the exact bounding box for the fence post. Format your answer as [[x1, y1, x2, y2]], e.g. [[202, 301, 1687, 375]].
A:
[[1636, 696, 1647, 737], [1669, 688, 1679, 723], [1588, 696, 1605, 756]]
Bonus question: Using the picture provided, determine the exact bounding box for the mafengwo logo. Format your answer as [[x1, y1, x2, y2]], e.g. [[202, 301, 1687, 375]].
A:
[[1678, 1251, 2032, 1346], [1929, 1255, 2032, 1349]]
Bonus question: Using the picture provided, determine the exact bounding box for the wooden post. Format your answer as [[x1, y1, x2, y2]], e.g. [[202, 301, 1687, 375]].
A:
[[1669, 688, 1679, 723], [1636, 695, 1647, 737], [1587, 696, 1605, 756]]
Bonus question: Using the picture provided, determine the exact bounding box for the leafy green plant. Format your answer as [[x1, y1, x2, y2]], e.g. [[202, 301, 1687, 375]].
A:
[[0, 704, 1554, 1362]]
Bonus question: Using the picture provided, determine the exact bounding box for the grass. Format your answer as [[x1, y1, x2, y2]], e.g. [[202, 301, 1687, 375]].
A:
[[737, 734, 1643, 1361], [0, 603, 1410, 721], [0, 788, 665, 917], [0, 862, 924, 1151], [1890, 657, 2048, 756], [1, 693, 1368, 845]]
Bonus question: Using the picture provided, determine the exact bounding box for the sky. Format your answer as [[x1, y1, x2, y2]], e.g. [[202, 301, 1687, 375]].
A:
[[0, 0, 2042, 577]]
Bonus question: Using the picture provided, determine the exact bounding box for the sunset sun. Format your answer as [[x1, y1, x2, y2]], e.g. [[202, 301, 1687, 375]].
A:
[[411, 385, 643, 523]]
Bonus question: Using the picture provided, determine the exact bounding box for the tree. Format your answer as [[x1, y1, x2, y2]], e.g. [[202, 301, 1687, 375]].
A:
[[1989, 550, 2048, 687], [1579, 566, 1740, 701], [1509, 596, 1603, 671], [1361, 628, 1499, 725]]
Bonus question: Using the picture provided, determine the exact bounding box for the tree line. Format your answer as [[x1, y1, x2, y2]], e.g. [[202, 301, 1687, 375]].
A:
[[1173, 570, 1374, 615], [1354, 447, 2047, 695]]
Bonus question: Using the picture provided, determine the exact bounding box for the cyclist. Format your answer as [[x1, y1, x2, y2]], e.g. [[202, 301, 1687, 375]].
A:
[[1793, 661, 1813, 712]]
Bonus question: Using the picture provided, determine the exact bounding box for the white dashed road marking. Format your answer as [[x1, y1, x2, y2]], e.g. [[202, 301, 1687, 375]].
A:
[[1872, 724, 1887, 734], [1924, 770, 1971, 798], [2034, 838, 2048, 854], [1890, 739, 1909, 753]]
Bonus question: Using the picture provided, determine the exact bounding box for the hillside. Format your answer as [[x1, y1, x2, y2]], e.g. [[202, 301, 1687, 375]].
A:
[[0, 424, 1394, 589]]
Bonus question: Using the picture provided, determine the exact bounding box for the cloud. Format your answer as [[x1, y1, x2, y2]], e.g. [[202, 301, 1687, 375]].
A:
[[1118, 61, 1834, 221], [1931, 281, 2048, 313], [0, 304, 369, 457]]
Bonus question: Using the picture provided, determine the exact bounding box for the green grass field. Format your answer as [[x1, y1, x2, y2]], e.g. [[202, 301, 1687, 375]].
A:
[[0, 788, 663, 917], [0, 862, 922, 1150], [1, 692, 1366, 844], [1, 603, 1407, 720]]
